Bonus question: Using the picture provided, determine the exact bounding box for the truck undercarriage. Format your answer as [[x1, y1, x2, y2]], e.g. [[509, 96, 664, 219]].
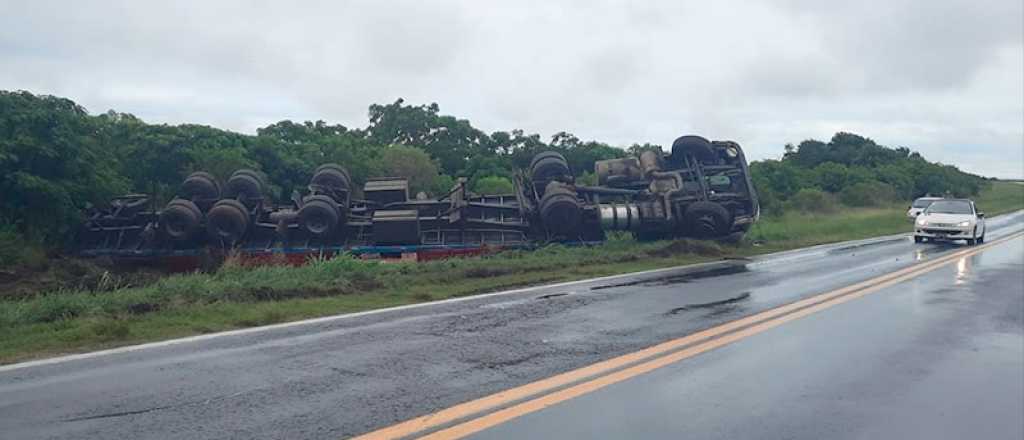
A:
[[77, 135, 759, 263]]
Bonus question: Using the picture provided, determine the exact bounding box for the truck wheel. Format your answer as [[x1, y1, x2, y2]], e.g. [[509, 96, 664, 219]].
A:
[[311, 164, 352, 191], [538, 182, 582, 237], [683, 201, 731, 238], [180, 171, 221, 203], [530, 151, 572, 189], [299, 195, 341, 236], [671, 135, 717, 164], [160, 199, 202, 241], [225, 169, 265, 207], [206, 199, 250, 243]]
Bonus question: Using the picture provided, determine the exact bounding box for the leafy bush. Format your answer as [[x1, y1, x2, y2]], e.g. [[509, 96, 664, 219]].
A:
[[576, 171, 597, 186], [754, 186, 783, 217], [840, 181, 897, 207], [812, 162, 850, 193], [370, 145, 442, 196], [430, 174, 457, 196], [472, 176, 514, 195], [786, 189, 839, 213], [0, 223, 45, 268]]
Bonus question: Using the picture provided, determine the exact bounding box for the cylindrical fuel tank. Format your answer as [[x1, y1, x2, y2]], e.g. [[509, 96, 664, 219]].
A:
[[598, 203, 641, 231]]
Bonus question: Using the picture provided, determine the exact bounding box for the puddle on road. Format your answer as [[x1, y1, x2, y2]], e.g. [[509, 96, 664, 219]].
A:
[[535, 292, 571, 300], [666, 292, 751, 315], [827, 238, 903, 255], [590, 264, 749, 291]]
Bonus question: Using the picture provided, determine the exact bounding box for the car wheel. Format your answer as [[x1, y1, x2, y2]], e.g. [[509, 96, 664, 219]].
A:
[[913, 235, 923, 243], [966, 238, 977, 246], [978, 234, 985, 244]]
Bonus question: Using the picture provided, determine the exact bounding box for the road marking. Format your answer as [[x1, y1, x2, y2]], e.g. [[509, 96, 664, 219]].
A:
[[354, 231, 1023, 439]]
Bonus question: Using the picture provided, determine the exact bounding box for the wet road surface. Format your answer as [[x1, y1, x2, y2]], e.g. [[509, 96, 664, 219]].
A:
[[472, 230, 1024, 440], [0, 212, 1021, 439]]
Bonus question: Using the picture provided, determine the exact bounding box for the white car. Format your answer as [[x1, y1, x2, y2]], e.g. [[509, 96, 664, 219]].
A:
[[906, 196, 943, 219], [914, 199, 986, 245]]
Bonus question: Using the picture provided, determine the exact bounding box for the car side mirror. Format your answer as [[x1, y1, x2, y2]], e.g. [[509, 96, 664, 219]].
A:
[[977, 212, 985, 218]]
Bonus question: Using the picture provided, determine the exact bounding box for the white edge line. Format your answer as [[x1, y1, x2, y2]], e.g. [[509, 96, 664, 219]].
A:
[[5, 210, 1021, 373]]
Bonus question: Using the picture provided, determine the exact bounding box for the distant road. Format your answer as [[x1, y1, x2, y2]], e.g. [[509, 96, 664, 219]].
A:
[[1, 212, 1022, 439]]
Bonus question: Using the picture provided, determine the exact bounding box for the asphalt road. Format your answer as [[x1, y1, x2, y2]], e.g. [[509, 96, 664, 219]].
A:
[[473, 227, 1024, 439], [1, 212, 1022, 439]]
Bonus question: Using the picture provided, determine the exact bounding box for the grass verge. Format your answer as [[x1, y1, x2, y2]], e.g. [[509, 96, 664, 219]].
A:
[[1, 181, 1022, 364]]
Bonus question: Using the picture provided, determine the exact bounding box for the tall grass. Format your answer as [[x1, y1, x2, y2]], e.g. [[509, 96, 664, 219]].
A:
[[976, 181, 1024, 217], [748, 207, 908, 250], [0, 224, 46, 268], [749, 181, 1023, 250]]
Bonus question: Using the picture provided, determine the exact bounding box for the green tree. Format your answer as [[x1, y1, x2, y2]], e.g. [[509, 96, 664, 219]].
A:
[[0, 91, 128, 242], [370, 145, 442, 195], [813, 162, 851, 193], [472, 176, 514, 195], [366, 99, 493, 174], [840, 181, 897, 207]]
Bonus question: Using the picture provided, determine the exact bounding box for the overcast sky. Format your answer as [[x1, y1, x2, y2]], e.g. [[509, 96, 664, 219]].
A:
[[1, 0, 1021, 177]]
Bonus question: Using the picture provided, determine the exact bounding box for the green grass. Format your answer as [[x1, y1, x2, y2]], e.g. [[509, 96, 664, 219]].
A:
[[1, 181, 1022, 364], [748, 180, 1024, 251], [976, 180, 1024, 217], [747, 207, 908, 251], [0, 239, 724, 363]]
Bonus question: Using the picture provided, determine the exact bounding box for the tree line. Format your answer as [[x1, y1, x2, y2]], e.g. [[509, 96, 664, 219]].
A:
[[0, 90, 989, 250], [751, 132, 989, 215]]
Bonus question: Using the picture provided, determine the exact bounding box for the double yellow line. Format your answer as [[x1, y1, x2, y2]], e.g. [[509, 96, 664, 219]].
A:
[[355, 232, 1022, 440]]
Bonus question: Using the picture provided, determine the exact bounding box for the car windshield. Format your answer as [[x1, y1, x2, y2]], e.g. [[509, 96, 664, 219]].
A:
[[925, 200, 973, 215], [912, 199, 936, 208]]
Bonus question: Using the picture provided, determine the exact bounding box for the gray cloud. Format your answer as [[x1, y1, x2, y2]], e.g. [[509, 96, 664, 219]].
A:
[[1, 0, 1021, 177]]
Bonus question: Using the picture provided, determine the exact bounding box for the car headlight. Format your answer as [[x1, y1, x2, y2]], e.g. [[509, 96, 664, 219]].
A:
[[957, 221, 970, 227], [916, 217, 928, 226]]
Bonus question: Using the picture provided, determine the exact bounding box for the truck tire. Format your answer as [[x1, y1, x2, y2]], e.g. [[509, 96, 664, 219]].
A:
[[206, 199, 250, 243], [225, 169, 265, 207], [530, 151, 572, 187], [299, 195, 341, 236], [671, 135, 717, 164], [684, 201, 732, 238], [180, 171, 221, 203], [314, 164, 352, 184], [160, 199, 202, 241], [539, 182, 582, 237], [310, 165, 352, 191], [231, 169, 266, 186]]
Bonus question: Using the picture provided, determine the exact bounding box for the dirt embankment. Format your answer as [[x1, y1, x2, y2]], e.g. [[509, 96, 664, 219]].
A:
[[0, 256, 168, 300]]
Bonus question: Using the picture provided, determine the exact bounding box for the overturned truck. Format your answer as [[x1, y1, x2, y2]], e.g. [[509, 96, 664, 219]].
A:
[[78, 135, 759, 263]]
